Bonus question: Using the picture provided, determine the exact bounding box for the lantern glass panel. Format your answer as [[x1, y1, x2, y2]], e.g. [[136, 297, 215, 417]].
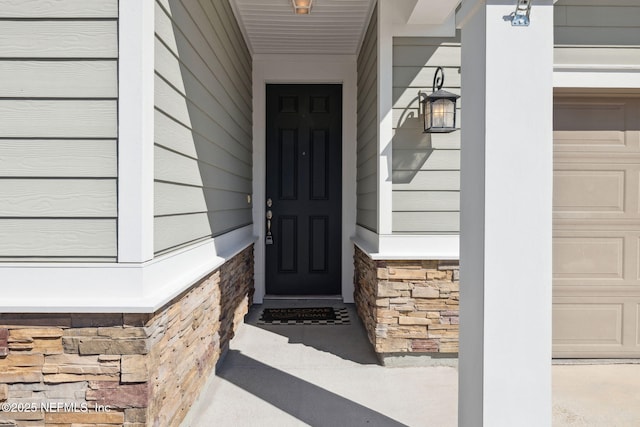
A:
[[433, 98, 455, 129]]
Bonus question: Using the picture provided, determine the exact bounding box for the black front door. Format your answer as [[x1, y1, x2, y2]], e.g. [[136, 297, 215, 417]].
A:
[[265, 84, 342, 295]]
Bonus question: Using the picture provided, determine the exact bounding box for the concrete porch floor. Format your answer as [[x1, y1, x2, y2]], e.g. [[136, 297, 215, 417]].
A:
[[181, 301, 640, 426]]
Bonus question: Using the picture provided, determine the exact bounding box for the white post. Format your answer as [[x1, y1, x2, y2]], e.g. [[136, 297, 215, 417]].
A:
[[118, 0, 155, 263], [457, 1, 554, 425]]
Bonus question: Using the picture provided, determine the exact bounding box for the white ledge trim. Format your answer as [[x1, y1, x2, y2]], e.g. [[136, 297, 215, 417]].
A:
[[554, 68, 640, 88], [0, 226, 257, 313], [555, 64, 640, 71], [352, 226, 460, 260], [353, 225, 379, 252]]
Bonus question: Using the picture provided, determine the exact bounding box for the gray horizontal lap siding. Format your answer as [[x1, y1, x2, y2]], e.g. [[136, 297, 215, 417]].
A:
[[554, 2, 640, 67], [0, 0, 118, 261], [356, 5, 378, 233], [392, 36, 461, 234], [154, 0, 252, 255]]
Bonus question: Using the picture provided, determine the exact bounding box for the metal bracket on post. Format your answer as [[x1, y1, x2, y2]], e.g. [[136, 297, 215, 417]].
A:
[[511, 0, 532, 26]]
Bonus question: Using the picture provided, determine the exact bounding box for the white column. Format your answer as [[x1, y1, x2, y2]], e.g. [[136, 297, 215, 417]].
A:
[[118, 0, 155, 263], [457, 1, 554, 426]]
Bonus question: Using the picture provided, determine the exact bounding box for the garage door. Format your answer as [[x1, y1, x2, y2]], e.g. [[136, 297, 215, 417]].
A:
[[553, 95, 640, 358]]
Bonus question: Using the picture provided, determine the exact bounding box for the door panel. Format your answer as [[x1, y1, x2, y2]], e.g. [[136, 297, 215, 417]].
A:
[[266, 84, 342, 295]]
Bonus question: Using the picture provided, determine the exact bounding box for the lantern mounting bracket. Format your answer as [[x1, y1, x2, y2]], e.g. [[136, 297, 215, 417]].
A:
[[432, 66, 445, 92], [511, 0, 531, 26]]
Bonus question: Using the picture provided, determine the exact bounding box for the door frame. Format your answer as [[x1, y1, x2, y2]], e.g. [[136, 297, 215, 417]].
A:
[[264, 84, 343, 295], [252, 54, 358, 303]]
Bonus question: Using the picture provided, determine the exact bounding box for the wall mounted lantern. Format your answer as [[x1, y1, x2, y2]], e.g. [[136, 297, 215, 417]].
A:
[[292, 0, 313, 15], [420, 67, 460, 133]]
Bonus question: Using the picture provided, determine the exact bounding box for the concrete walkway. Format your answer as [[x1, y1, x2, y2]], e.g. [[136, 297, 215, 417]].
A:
[[182, 301, 458, 427], [182, 301, 640, 427], [553, 363, 640, 426]]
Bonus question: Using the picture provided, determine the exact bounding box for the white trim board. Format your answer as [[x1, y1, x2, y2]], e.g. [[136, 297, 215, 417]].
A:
[[252, 54, 358, 304], [353, 226, 459, 260], [118, 0, 155, 262], [554, 68, 640, 88], [0, 226, 257, 313]]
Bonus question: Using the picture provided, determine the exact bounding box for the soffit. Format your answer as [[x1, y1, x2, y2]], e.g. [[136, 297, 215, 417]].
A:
[[229, 0, 376, 55]]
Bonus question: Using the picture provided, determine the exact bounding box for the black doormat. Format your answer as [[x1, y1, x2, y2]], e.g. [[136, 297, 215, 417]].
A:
[[258, 307, 350, 325]]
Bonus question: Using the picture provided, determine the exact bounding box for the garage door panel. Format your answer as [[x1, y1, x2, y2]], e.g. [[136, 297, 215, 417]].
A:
[[553, 298, 640, 357], [554, 100, 640, 153], [553, 303, 623, 346], [554, 170, 624, 213], [554, 229, 640, 287], [553, 236, 624, 280], [554, 162, 640, 220], [553, 128, 626, 151]]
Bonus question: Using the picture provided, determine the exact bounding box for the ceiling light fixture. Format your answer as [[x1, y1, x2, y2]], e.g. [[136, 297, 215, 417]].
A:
[[292, 0, 313, 15]]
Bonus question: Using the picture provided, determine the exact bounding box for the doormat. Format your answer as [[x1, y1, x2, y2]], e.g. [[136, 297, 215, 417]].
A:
[[258, 307, 350, 325]]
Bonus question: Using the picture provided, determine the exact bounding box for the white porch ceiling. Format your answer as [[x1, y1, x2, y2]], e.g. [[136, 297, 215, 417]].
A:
[[229, 0, 376, 55]]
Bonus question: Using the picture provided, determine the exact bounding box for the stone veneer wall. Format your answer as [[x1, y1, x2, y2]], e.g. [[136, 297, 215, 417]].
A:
[[353, 246, 459, 357], [0, 245, 254, 427]]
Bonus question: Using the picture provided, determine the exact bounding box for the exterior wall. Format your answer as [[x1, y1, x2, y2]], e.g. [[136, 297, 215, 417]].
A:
[[154, 0, 253, 255], [554, 1, 640, 86], [0, 1, 118, 261], [391, 35, 461, 234], [356, 5, 378, 233], [353, 246, 459, 358], [0, 246, 254, 427], [555, 1, 640, 59]]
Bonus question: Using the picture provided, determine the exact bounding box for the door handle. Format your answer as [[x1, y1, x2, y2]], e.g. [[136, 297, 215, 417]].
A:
[[266, 209, 273, 245]]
